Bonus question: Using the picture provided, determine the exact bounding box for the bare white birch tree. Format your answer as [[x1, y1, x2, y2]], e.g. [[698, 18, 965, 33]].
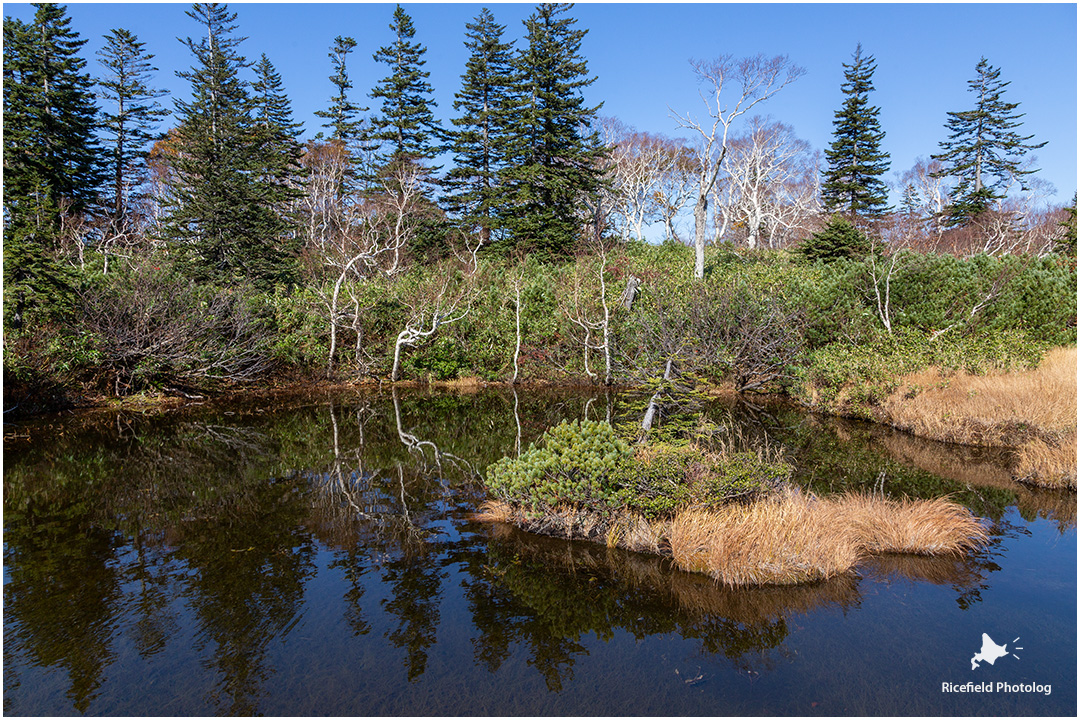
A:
[[390, 275, 474, 382], [672, 55, 805, 278], [324, 161, 425, 376], [565, 244, 614, 385], [711, 117, 820, 249]]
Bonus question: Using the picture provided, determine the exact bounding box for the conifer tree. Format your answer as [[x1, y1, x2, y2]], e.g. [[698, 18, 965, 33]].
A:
[[314, 36, 368, 144], [96, 28, 169, 222], [443, 8, 516, 246], [3, 3, 100, 325], [932, 57, 1047, 225], [3, 3, 102, 235], [500, 2, 606, 258], [164, 3, 297, 289], [369, 4, 443, 168], [821, 44, 890, 221], [251, 53, 305, 226]]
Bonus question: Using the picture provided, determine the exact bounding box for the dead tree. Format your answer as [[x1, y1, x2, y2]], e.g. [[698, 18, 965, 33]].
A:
[[672, 54, 805, 279], [391, 277, 473, 382]]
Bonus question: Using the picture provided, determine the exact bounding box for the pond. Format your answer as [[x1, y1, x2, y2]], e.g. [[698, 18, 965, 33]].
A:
[[3, 388, 1076, 715]]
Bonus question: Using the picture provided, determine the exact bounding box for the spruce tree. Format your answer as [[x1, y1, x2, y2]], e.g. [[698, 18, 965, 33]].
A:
[[314, 36, 368, 143], [251, 54, 305, 229], [3, 3, 102, 235], [500, 2, 606, 258], [821, 44, 890, 221], [164, 3, 297, 289], [369, 4, 443, 168], [932, 58, 1047, 225], [3, 3, 100, 325], [443, 8, 516, 246], [96, 28, 170, 222], [313, 35, 371, 194]]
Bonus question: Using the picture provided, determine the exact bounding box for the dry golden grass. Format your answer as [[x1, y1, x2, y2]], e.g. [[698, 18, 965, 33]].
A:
[[431, 376, 485, 390], [472, 499, 513, 524], [881, 346, 1076, 489], [1015, 434, 1077, 490], [668, 493, 863, 586], [475, 492, 988, 587], [829, 494, 989, 555]]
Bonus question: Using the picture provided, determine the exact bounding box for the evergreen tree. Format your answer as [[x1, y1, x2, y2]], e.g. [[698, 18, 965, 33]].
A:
[[314, 36, 367, 143], [1058, 193, 1077, 256], [821, 44, 890, 221], [96, 27, 170, 222], [3, 3, 101, 326], [3, 3, 102, 235], [251, 53, 305, 228], [500, 2, 606, 258], [932, 57, 1047, 225], [369, 4, 443, 167], [796, 214, 872, 263], [164, 2, 297, 289], [443, 8, 516, 246]]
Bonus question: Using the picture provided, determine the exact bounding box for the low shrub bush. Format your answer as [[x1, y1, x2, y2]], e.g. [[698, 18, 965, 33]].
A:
[[484, 419, 789, 519]]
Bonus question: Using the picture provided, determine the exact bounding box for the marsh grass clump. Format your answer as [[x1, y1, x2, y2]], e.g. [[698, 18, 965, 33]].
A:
[[1015, 434, 1077, 490], [879, 345, 1077, 489], [658, 491, 987, 587], [830, 494, 990, 556], [668, 491, 861, 586], [480, 420, 990, 587]]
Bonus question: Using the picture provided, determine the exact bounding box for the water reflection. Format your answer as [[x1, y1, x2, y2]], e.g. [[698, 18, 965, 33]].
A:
[[3, 388, 1074, 715], [3, 503, 122, 713], [466, 522, 861, 687]]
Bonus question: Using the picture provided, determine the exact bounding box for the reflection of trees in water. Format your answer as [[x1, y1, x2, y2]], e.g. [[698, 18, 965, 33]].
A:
[[3, 503, 123, 713], [174, 477, 317, 716], [463, 523, 855, 688], [463, 521, 1008, 690], [2, 387, 1048, 711], [124, 535, 181, 658], [303, 395, 462, 682]]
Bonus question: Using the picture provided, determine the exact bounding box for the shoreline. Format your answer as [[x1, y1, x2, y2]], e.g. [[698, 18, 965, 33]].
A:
[[5, 361, 1075, 490]]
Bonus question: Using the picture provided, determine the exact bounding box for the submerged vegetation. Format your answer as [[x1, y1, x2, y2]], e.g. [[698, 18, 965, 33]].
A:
[[478, 418, 989, 586]]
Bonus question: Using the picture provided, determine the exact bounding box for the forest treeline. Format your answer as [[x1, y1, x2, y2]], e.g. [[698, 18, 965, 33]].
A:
[[3, 2, 1076, 414]]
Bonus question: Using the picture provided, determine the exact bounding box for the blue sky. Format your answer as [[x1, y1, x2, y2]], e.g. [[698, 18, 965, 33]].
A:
[[5, 2, 1077, 206]]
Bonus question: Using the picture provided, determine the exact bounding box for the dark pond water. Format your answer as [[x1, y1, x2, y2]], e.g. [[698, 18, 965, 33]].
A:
[[3, 388, 1076, 716]]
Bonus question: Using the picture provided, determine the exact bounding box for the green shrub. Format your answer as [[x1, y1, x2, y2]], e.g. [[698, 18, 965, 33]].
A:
[[796, 215, 872, 263], [614, 443, 786, 518], [484, 420, 788, 519], [486, 419, 633, 511]]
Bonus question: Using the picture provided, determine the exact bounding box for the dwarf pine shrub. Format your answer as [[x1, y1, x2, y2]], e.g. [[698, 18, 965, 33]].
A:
[[484, 420, 789, 519]]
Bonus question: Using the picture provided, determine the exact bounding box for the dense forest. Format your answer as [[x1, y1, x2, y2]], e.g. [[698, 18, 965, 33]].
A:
[[3, 2, 1076, 417]]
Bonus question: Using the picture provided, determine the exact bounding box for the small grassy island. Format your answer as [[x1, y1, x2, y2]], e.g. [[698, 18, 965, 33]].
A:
[[477, 419, 989, 586]]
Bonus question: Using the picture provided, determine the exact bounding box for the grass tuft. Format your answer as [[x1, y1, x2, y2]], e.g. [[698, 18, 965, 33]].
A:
[[1015, 433, 1077, 490], [881, 345, 1076, 488], [829, 493, 989, 556], [668, 490, 862, 586], [477, 489, 989, 587]]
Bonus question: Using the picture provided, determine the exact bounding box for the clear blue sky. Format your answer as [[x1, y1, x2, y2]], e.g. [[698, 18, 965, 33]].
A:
[[5, 2, 1077, 205]]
